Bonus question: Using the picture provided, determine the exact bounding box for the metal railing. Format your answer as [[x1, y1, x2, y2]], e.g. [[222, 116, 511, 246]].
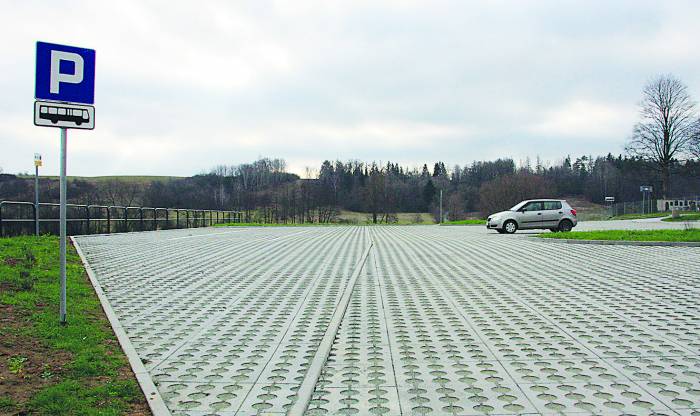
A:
[[605, 200, 658, 217], [0, 200, 242, 237]]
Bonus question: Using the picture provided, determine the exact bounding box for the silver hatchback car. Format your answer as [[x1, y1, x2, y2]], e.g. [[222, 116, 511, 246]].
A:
[[487, 199, 577, 234]]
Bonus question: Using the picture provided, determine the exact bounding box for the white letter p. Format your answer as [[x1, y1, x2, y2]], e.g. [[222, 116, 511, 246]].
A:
[[50, 51, 84, 94]]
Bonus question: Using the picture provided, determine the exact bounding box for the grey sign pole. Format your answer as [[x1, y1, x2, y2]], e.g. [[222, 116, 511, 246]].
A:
[[35, 41, 96, 325], [35, 162, 40, 236], [59, 127, 67, 325]]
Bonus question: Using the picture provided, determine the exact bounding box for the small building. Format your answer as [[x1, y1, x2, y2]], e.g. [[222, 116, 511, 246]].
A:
[[657, 197, 700, 212]]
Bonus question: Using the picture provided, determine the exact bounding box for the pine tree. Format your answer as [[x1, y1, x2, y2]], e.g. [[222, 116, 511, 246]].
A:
[[421, 164, 430, 178], [423, 180, 436, 207]]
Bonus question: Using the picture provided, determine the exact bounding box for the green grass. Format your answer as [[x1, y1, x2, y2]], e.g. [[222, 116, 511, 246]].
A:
[[0, 236, 146, 415], [0, 397, 16, 411], [337, 211, 436, 225], [214, 222, 337, 227], [215, 212, 438, 226], [609, 212, 670, 220], [441, 219, 486, 225], [537, 229, 700, 242], [662, 213, 700, 222]]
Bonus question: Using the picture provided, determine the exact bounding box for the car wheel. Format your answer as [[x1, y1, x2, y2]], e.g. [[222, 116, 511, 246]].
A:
[[496, 229, 506, 234], [503, 220, 518, 234], [558, 219, 573, 232]]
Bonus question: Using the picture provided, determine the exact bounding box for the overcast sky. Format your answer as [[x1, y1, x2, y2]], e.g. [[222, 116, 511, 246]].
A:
[[2, 1, 699, 177]]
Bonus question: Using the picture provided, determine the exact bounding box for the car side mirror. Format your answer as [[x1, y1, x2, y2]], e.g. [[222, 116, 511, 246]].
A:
[[518, 208, 525, 213]]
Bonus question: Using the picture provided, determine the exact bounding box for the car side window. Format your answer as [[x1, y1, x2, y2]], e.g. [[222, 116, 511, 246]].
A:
[[543, 201, 562, 210], [522, 202, 543, 212]]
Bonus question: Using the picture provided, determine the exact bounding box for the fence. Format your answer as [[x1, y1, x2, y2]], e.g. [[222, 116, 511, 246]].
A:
[[609, 200, 658, 217], [0, 200, 242, 237]]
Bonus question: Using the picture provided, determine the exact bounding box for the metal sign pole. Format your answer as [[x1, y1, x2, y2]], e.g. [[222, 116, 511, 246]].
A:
[[35, 163, 40, 236], [59, 127, 67, 325]]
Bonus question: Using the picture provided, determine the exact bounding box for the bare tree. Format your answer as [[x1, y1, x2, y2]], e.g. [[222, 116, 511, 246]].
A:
[[101, 179, 142, 206], [210, 165, 229, 209], [478, 174, 550, 217], [626, 75, 697, 197], [691, 119, 700, 159]]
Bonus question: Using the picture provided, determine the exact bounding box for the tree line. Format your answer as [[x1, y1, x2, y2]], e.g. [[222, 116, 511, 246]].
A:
[[2, 154, 699, 223], [2, 74, 699, 223]]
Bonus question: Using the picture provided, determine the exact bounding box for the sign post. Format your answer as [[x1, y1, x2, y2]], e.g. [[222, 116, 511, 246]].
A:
[[59, 128, 67, 323], [640, 186, 653, 215], [604, 196, 615, 217], [34, 41, 95, 325], [34, 153, 42, 236]]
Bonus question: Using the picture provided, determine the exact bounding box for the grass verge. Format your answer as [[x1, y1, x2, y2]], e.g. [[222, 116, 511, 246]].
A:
[[662, 213, 700, 222], [214, 222, 337, 227], [0, 235, 149, 415], [537, 229, 700, 242], [609, 212, 670, 220], [441, 219, 486, 225]]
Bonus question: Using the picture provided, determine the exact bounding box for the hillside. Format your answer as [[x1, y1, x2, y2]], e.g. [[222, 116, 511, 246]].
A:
[[15, 175, 181, 184]]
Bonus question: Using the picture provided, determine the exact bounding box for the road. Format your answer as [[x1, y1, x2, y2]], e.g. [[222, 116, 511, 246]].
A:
[[74, 223, 700, 415]]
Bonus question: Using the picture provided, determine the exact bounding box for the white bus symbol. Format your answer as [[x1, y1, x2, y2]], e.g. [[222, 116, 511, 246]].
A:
[[39, 105, 90, 126]]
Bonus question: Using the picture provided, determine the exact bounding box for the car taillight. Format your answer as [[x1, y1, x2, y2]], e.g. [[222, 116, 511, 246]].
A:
[[570, 209, 577, 216]]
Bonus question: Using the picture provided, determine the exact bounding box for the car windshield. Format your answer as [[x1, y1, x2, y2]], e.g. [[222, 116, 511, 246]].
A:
[[509, 201, 527, 211]]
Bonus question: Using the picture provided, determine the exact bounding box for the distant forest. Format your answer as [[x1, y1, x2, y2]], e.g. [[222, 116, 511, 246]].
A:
[[2, 154, 699, 223]]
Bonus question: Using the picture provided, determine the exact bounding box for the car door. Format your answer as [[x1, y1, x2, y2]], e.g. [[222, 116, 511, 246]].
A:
[[541, 201, 563, 228], [518, 201, 544, 229]]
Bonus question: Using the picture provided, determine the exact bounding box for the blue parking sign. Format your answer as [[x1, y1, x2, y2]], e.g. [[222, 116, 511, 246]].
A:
[[35, 41, 95, 105]]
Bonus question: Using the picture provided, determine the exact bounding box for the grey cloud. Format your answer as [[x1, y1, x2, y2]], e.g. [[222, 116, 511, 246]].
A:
[[1, 1, 700, 177]]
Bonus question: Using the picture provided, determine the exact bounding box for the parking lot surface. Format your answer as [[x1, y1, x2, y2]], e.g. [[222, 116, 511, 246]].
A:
[[74, 225, 700, 415]]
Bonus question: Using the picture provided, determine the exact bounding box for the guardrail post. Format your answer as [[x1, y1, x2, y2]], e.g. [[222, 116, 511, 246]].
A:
[[85, 205, 90, 235], [107, 207, 111, 233], [176, 209, 179, 228], [186, 210, 190, 228], [96, 206, 102, 234], [165, 209, 169, 230], [139, 208, 144, 231], [153, 208, 157, 230]]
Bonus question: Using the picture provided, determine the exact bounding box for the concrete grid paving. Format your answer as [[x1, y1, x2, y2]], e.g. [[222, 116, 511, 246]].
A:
[[73, 224, 700, 416]]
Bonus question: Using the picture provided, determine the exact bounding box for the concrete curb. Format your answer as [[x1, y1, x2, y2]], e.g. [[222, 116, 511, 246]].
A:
[[533, 237, 700, 247], [71, 236, 172, 416]]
